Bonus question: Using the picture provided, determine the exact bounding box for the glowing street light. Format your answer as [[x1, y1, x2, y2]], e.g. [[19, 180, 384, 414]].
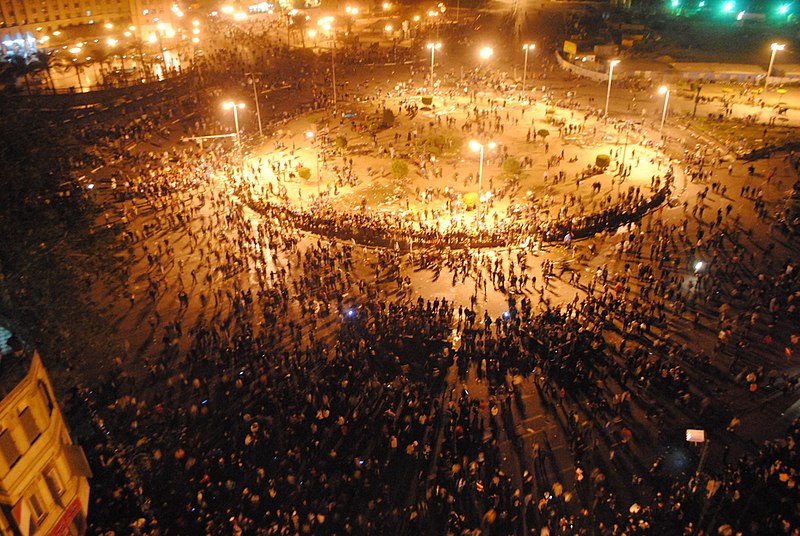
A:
[[469, 140, 496, 210], [426, 42, 441, 93], [306, 131, 322, 194], [222, 101, 245, 146], [318, 20, 338, 111], [658, 85, 670, 138], [522, 43, 535, 93], [68, 46, 85, 92], [765, 42, 786, 92], [605, 59, 620, 117], [479, 46, 493, 60]]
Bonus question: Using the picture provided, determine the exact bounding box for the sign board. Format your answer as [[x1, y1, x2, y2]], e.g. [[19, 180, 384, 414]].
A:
[[563, 41, 577, 56], [686, 429, 706, 443]]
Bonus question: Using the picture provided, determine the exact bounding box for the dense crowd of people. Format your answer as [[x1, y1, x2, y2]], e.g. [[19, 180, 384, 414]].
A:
[[37, 12, 800, 536]]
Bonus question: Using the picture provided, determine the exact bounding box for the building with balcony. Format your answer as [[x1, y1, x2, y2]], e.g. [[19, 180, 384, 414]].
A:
[[0, 325, 91, 536]]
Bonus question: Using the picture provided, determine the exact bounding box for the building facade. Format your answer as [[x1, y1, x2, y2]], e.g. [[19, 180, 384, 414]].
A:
[[0, 341, 90, 536], [0, 0, 132, 36], [0, 0, 179, 58]]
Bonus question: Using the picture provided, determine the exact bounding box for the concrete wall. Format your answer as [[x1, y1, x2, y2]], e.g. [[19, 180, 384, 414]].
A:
[[555, 51, 614, 82], [557, 51, 800, 85]]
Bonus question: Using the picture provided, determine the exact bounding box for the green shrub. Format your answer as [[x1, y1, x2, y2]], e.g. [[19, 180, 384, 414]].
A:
[[297, 167, 311, 180], [420, 132, 462, 156], [391, 159, 409, 179], [381, 108, 395, 127], [502, 157, 522, 176], [595, 154, 611, 169]]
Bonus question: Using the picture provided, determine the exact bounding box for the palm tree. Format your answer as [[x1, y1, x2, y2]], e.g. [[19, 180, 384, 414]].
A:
[[52, 52, 87, 92], [86, 45, 114, 86], [29, 50, 56, 92], [7, 56, 32, 94], [128, 38, 151, 81]]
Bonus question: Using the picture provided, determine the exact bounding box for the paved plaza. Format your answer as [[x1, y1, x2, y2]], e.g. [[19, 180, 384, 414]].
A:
[[2, 9, 800, 535]]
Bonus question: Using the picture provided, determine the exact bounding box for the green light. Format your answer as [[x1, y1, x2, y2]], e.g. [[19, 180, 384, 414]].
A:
[[698, 1, 705, 5], [672, 0, 679, 6], [722, 1, 734, 11], [778, 4, 789, 14]]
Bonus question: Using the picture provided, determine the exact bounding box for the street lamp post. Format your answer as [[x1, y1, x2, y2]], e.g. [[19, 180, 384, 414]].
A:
[[105, 38, 125, 81], [469, 140, 496, 211], [149, 23, 170, 77], [331, 33, 337, 112], [306, 131, 322, 196], [522, 43, 534, 93], [620, 121, 631, 179], [605, 59, 620, 117], [658, 85, 670, 138], [246, 72, 264, 137], [320, 20, 337, 112], [68, 46, 85, 92], [478, 46, 493, 86], [222, 101, 245, 147], [765, 42, 786, 92], [426, 42, 441, 93]]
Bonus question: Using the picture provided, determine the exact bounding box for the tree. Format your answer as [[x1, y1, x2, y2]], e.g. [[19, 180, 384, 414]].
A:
[[420, 132, 462, 156], [502, 157, 522, 176], [595, 154, 611, 170], [298, 167, 311, 180], [86, 45, 114, 85], [421, 96, 433, 106], [30, 51, 56, 92], [6, 56, 32, 94], [537, 129, 550, 142], [0, 109, 119, 375], [334, 135, 348, 151], [381, 108, 395, 128], [52, 52, 89, 92], [391, 159, 409, 179], [128, 38, 151, 81]]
